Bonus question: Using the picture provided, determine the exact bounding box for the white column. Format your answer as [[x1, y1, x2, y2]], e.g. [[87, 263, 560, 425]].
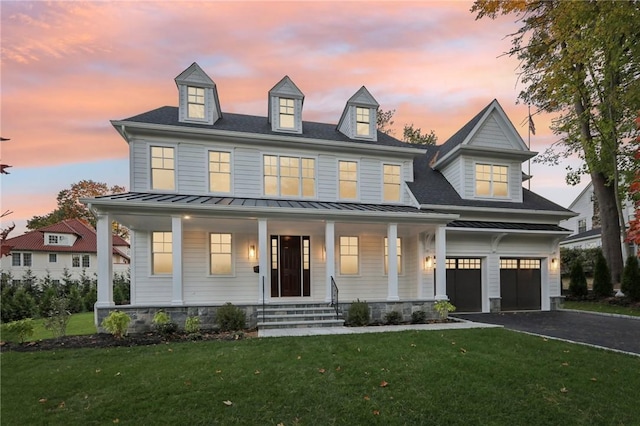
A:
[[171, 216, 183, 305], [417, 233, 425, 299], [435, 225, 448, 300], [387, 223, 399, 301], [258, 219, 268, 303], [325, 221, 335, 302], [95, 212, 114, 308]]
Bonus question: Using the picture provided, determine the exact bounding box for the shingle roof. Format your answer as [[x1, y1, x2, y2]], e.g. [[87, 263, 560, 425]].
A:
[[407, 149, 572, 213], [121, 106, 420, 149], [561, 228, 601, 242], [448, 220, 570, 232], [435, 101, 494, 160], [4, 219, 129, 256]]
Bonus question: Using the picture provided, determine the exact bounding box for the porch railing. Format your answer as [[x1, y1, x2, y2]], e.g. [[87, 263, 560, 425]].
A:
[[330, 276, 339, 320], [261, 276, 265, 324]]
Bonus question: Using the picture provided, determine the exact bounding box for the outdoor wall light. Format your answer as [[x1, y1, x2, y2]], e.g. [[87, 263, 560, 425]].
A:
[[425, 256, 433, 270], [249, 244, 256, 260], [551, 257, 558, 268]]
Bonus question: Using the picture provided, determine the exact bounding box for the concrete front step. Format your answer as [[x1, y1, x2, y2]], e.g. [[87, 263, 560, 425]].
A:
[[260, 313, 340, 322], [257, 319, 345, 329]]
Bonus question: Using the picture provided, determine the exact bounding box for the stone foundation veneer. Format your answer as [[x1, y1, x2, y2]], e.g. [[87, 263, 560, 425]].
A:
[[550, 296, 564, 310], [489, 298, 501, 313]]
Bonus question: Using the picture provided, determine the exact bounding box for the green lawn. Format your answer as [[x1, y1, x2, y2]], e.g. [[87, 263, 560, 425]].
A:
[[1, 312, 96, 343], [563, 300, 640, 317], [2, 329, 638, 425]]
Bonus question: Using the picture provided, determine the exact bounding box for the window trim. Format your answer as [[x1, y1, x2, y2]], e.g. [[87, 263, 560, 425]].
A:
[[474, 162, 509, 199], [209, 232, 234, 276], [339, 236, 359, 276], [382, 163, 402, 203], [149, 144, 177, 192], [208, 149, 233, 194], [186, 85, 207, 122], [278, 97, 296, 130], [338, 159, 359, 201], [355, 106, 372, 138], [262, 153, 317, 199], [151, 231, 173, 276]]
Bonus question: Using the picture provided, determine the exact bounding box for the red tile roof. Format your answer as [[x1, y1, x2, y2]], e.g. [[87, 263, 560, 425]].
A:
[[3, 218, 129, 258]]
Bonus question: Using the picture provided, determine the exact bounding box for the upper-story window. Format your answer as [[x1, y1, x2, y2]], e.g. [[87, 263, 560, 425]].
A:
[[383, 164, 401, 202], [152, 232, 173, 275], [209, 151, 231, 193], [475, 163, 508, 197], [356, 107, 370, 136], [578, 218, 587, 234], [339, 160, 358, 200], [151, 146, 175, 191], [264, 155, 315, 198], [48, 235, 59, 244], [187, 86, 205, 119], [279, 98, 295, 129]]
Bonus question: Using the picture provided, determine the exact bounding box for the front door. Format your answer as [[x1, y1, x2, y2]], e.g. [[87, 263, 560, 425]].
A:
[[270, 235, 311, 297], [281, 236, 302, 297]]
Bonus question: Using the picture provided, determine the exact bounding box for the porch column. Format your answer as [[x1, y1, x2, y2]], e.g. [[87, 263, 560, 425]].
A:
[[258, 218, 269, 303], [417, 233, 425, 299], [95, 212, 114, 308], [434, 225, 448, 300], [171, 216, 183, 305], [325, 221, 335, 303], [387, 223, 399, 301]]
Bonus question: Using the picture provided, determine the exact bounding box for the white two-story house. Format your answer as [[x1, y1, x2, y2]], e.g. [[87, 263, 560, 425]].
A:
[[85, 63, 574, 331]]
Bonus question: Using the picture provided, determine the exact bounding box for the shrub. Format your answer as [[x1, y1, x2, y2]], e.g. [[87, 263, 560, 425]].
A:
[[66, 285, 84, 314], [568, 261, 588, 298], [43, 296, 71, 339], [434, 300, 456, 321], [411, 310, 427, 324], [101, 310, 131, 339], [152, 310, 178, 336], [7, 288, 37, 322], [621, 255, 640, 301], [592, 250, 613, 298], [216, 303, 246, 332], [185, 316, 201, 334], [347, 299, 370, 326], [384, 310, 402, 325], [1, 318, 35, 343]]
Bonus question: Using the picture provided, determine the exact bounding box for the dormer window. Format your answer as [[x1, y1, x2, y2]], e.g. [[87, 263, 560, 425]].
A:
[[356, 107, 371, 136], [187, 86, 205, 119], [279, 98, 295, 129], [475, 163, 508, 197]]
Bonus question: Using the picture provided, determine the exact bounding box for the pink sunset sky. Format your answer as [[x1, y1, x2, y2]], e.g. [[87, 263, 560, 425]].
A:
[[1, 1, 584, 236]]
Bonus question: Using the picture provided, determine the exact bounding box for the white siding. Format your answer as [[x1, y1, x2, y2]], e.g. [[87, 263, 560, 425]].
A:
[[234, 147, 262, 198], [130, 140, 149, 192], [317, 154, 336, 200], [440, 158, 463, 196], [178, 143, 207, 194], [360, 158, 379, 203], [468, 114, 514, 150], [132, 230, 172, 304]]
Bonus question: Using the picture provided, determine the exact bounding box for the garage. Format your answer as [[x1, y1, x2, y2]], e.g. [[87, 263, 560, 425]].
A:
[[445, 258, 482, 312], [500, 259, 541, 310]]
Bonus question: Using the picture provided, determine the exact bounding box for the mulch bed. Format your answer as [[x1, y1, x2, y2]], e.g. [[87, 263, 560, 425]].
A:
[[0, 329, 258, 353]]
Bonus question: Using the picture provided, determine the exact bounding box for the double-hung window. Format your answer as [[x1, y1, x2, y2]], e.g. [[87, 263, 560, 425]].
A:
[[12, 253, 21, 266], [475, 163, 508, 197], [263, 155, 315, 197], [209, 151, 231, 193], [152, 232, 173, 275], [151, 146, 175, 191], [339, 160, 358, 200], [210, 233, 232, 275], [49, 254, 57, 263], [72, 255, 80, 268], [356, 107, 370, 136], [383, 164, 401, 202], [279, 98, 295, 129], [384, 237, 402, 274], [187, 86, 205, 119], [339, 236, 359, 275], [578, 219, 587, 234]]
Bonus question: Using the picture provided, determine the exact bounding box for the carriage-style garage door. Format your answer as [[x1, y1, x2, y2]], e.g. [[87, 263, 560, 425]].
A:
[[446, 258, 482, 312], [500, 259, 541, 310]]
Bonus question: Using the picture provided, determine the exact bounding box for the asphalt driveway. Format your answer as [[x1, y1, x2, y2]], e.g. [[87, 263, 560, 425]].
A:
[[453, 310, 640, 355]]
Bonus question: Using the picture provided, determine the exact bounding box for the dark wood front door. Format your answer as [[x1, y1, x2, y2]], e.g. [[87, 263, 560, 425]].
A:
[[280, 236, 302, 297]]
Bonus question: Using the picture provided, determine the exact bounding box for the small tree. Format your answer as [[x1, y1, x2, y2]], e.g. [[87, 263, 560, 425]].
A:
[[43, 296, 71, 339], [568, 261, 588, 298], [621, 255, 640, 301], [592, 250, 613, 298]]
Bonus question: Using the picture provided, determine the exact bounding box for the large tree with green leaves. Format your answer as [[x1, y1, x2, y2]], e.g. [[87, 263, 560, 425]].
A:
[[27, 180, 127, 237], [377, 108, 437, 145], [472, 0, 640, 282]]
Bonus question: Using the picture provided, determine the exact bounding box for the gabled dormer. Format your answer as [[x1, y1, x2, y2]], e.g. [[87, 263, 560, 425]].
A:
[[175, 62, 221, 125], [268, 76, 304, 134], [337, 86, 379, 141], [432, 99, 536, 203]]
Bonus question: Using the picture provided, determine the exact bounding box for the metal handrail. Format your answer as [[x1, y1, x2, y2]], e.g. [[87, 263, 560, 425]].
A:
[[330, 276, 339, 320], [261, 276, 265, 325]]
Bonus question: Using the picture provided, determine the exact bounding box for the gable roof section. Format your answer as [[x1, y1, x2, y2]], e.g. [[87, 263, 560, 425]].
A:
[[4, 218, 129, 256], [432, 99, 535, 169], [174, 62, 216, 88], [117, 106, 420, 150], [336, 86, 379, 133], [408, 149, 573, 214]]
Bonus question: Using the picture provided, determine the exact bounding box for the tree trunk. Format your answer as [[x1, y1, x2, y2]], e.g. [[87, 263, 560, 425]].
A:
[[591, 172, 624, 283]]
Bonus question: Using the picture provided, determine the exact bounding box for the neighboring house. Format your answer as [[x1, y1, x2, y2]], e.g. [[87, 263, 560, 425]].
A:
[[559, 181, 637, 256], [85, 62, 574, 331], [0, 219, 130, 284]]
